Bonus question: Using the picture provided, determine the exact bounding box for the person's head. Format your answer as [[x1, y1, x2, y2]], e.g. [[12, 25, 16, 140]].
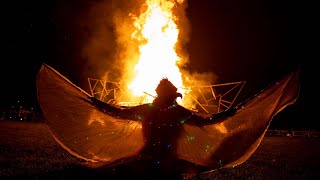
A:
[[154, 78, 182, 104], [155, 78, 177, 97]]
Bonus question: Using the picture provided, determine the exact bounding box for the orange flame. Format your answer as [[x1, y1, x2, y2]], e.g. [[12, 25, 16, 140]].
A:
[[127, 0, 185, 103]]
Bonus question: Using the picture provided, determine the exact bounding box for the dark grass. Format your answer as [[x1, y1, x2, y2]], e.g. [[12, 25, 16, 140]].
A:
[[0, 120, 319, 180]]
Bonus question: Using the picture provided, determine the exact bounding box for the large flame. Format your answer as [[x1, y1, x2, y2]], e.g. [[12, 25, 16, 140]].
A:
[[128, 0, 185, 103]]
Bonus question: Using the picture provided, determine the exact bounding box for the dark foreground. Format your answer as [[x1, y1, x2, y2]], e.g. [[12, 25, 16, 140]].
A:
[[0, 120, 319, 180]]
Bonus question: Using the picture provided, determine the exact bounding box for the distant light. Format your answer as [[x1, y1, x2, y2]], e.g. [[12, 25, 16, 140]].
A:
[[20, 118, 23, 120]]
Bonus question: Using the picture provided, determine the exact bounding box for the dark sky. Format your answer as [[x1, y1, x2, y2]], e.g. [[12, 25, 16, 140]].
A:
[[2, 0, 311, 129]]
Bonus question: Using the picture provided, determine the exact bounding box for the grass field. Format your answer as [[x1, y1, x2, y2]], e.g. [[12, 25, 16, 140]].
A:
[[0, 120, 319, 180]]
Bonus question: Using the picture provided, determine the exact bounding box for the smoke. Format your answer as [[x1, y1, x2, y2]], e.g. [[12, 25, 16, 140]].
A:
[[172, 0, 218, 108], [180, 69, 218, 110], [79, 0, 132, 82], [80, 0, 145, 82], [111, 0, 145, 85], [174, 0, 191, 67]]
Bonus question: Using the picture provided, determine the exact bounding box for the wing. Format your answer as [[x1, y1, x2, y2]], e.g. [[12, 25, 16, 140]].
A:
[[176, 69, 300, 170], [37, 64, 145, 165]]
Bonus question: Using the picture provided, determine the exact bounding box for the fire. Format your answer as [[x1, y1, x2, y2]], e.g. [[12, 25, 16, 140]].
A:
[[128, 0, 185, 103]]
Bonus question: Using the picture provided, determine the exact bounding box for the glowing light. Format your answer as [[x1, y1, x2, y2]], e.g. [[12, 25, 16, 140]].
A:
[[218, 160, 224, 166], [128, 0, 185, 103], [180, 119, 186, 124], [186, 135, 194, 141], [205, 145, 210, 152]]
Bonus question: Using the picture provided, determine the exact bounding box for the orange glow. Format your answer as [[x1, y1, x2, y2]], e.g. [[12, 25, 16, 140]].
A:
[[128, 0, 185, 103]]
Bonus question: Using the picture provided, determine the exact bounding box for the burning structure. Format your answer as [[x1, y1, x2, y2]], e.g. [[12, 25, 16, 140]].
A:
[[87, 77, 245, 113]]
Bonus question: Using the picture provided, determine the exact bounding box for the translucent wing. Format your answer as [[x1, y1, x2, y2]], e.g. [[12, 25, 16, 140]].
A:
[[176, 69, 300, 169], [37, 64, 145, 164]]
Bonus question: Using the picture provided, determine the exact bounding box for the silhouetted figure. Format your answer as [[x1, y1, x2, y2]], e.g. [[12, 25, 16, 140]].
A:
[[89, 78, 237, 176], [139, 78, 185, 175]]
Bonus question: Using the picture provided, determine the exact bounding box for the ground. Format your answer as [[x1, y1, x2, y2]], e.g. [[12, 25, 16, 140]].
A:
[[0, 120, 319, 179]]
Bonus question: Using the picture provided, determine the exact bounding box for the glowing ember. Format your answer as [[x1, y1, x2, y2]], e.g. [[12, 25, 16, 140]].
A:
[[128, 0, 185, 103]]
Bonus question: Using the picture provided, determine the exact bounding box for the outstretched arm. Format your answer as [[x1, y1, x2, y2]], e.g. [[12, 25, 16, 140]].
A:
[[89, 96, 147, 121], [89, 97, 123, 115]]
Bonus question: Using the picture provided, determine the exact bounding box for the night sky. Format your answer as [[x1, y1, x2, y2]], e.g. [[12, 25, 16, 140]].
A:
[[2, 0, 311, 129]]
